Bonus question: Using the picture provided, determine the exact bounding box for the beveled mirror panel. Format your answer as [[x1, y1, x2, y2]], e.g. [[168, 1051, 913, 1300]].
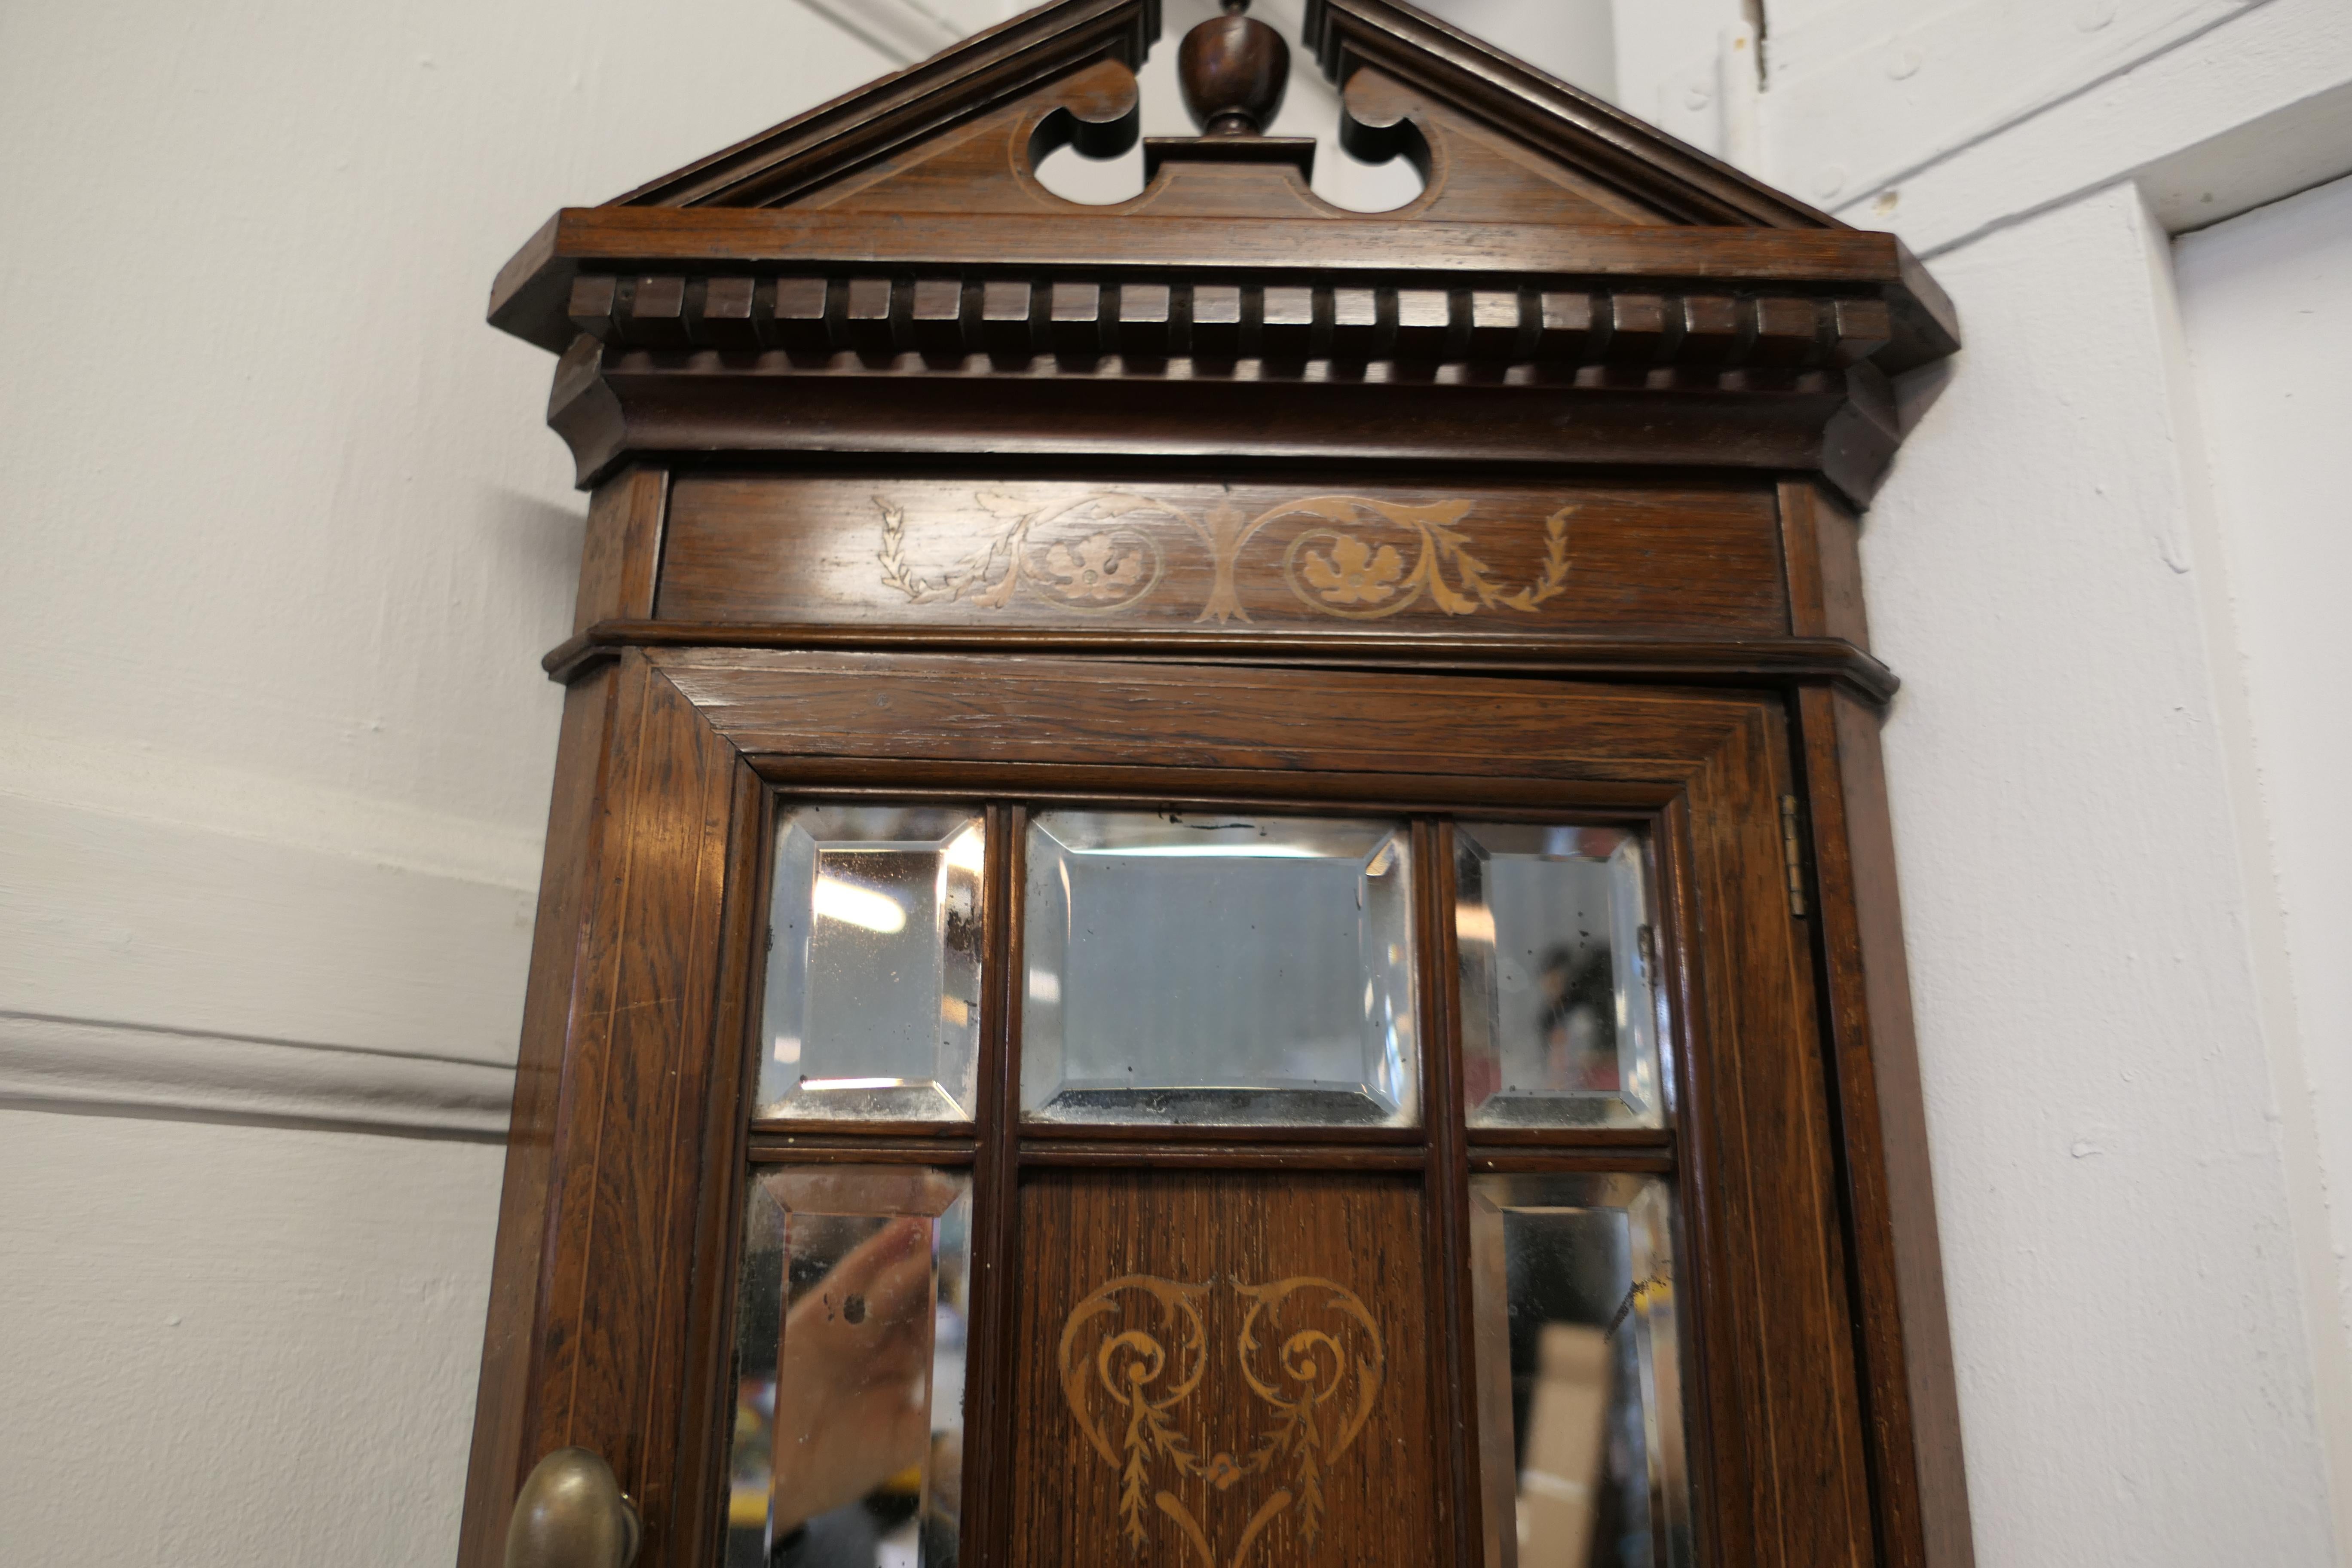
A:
[[1468, 1174, 1691, 1568], [759, 804, 986, 1122], [1455, 824, 1665, 1130], [1019, 809, 1418, 1127], [725, 1167, 974, 1568]]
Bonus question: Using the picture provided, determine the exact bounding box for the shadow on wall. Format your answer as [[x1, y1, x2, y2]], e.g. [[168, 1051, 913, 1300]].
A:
[[486, 487, 592, 600]]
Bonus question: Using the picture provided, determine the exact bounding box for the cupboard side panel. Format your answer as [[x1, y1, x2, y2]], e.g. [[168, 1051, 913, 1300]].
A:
[[1798, 685, 1976, 1568], [1682, 704, 1874, 1568], [575, 465, 671, 633], [1776, 478, 1871, 648], [467, 652, 743, 1568], [662, 760, 770, 1568], [457, 667, 627, 1568]]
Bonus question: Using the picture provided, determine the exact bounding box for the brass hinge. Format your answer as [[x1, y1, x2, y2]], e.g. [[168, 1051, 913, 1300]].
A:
[[1780, 794, 1810, 918]]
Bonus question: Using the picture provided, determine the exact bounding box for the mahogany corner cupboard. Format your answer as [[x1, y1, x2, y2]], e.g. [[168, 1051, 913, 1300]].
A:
[[458, 5, 1974, 1568]]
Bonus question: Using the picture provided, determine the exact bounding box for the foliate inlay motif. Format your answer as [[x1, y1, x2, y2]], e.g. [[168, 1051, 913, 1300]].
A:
[[1059, 1274, 1386, 1567], [876, 492, 1573, 623]]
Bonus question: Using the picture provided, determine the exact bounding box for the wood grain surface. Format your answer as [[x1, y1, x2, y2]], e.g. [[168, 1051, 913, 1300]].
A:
[[464, 0, 1971, 1559], [658, 473, 1789, 637], [653, 647, 1765, 783], [1009, 1170, 1436, 1568], [572, 465, 668, 633], [1796, 684, 1978, 1568], [456, 652, 749, 1568]]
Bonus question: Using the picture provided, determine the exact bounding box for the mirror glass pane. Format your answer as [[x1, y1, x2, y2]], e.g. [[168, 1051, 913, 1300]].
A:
[[1470, 1174, 1691, 1568], [1020, 809, 1418, 1127], [759, 805, 985, 1122], [725, 1166, 973, 1568], [1455, 824, 1665, 1130]]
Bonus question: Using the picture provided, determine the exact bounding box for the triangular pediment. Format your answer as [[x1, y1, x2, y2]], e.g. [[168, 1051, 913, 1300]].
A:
[[485, 0, 1959, 508], [1305, 0, 1835, 229], [603, 0, 1838, 231]]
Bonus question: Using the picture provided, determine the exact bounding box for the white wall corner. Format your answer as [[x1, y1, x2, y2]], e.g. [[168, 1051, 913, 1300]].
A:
[[1861, 180, 2337, 1565], [1798, 0, 2352, 258], [2161, 178, 2352, 1562], [1762, 0, 2283, 217], [2137, 185, 2352, 1559]]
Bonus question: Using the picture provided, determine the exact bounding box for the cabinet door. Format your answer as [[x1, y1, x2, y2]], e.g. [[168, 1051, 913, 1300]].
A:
[[462, 650, 1871, 1568]]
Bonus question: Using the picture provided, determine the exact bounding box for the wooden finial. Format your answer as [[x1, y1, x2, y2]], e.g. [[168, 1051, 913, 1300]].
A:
[[1178, 0, 1289, 136]]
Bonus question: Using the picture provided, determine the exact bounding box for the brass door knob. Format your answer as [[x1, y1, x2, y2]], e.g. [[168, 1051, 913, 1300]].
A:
[[505, 1448, 643, 1568]]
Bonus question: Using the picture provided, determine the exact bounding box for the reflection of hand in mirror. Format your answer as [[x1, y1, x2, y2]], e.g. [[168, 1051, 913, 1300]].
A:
[[773, 1216, 936, 1534]]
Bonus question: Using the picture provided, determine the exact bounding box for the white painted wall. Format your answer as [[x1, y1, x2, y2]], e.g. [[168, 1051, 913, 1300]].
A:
[[2177, 172, 2352, 1446], [1858, 183, 2336, 1565], [7, 0, 2352, 1562], [1726, 0, 2352, 1559], [0, 1109, 505, 1562], [0, 2, 897, 1562]]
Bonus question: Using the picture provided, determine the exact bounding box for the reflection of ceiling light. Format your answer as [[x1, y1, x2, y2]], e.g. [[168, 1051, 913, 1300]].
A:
[[814, 876, 907, 934], [802, 1077, 911, 1091], [943, 824, 986, 875], [1455, 907, 1497, 944]]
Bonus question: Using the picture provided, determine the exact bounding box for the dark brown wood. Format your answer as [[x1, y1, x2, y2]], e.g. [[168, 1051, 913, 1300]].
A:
[[650, 647, 1779, 781], [1018, 1141, 1427, 1169], [656, 473, 1791, 637], [599, 648, 1880, 1565], [1796, 683, 1977, 1568], [546, 621, 1901, 707], [464, 6, 1969, 1563], [1305, 0, 1829, 230], [1019, 1119, 1422, 1144], [744, 1136, 978, 1164], [1179, 6, 1290, 135], [606, 0, 1154, 209], [1422, 821, 1475, 1568], [749, 756, 1690, 812], [966, 802, 1026, 1568], [665, 760, 768, 1568], [1694, 698, 1877, 1568], [1008, 1170, 1439, 1568], [1778, 479, 1874, 646], [491, 209, 1950, 364], [547, 343, 1904, 504], [1466, 1151, 1676, 1174], [745, 1115, 979, 1138], [456, 651, 747, 1568], [1464, 1125, 1677, 1148], [458, 668, 623, 1568], [571, 465, 668, 631]]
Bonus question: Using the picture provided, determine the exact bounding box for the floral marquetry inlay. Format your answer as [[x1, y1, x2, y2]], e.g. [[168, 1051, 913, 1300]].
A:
[[1059, 1273, 1387, 1567], [876, 491, 1574, 624]]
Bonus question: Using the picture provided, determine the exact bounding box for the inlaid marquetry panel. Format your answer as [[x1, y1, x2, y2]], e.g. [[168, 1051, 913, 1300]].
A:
[[1010, 1171, 1435, 1568], [656, 475, 1790, 636]]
